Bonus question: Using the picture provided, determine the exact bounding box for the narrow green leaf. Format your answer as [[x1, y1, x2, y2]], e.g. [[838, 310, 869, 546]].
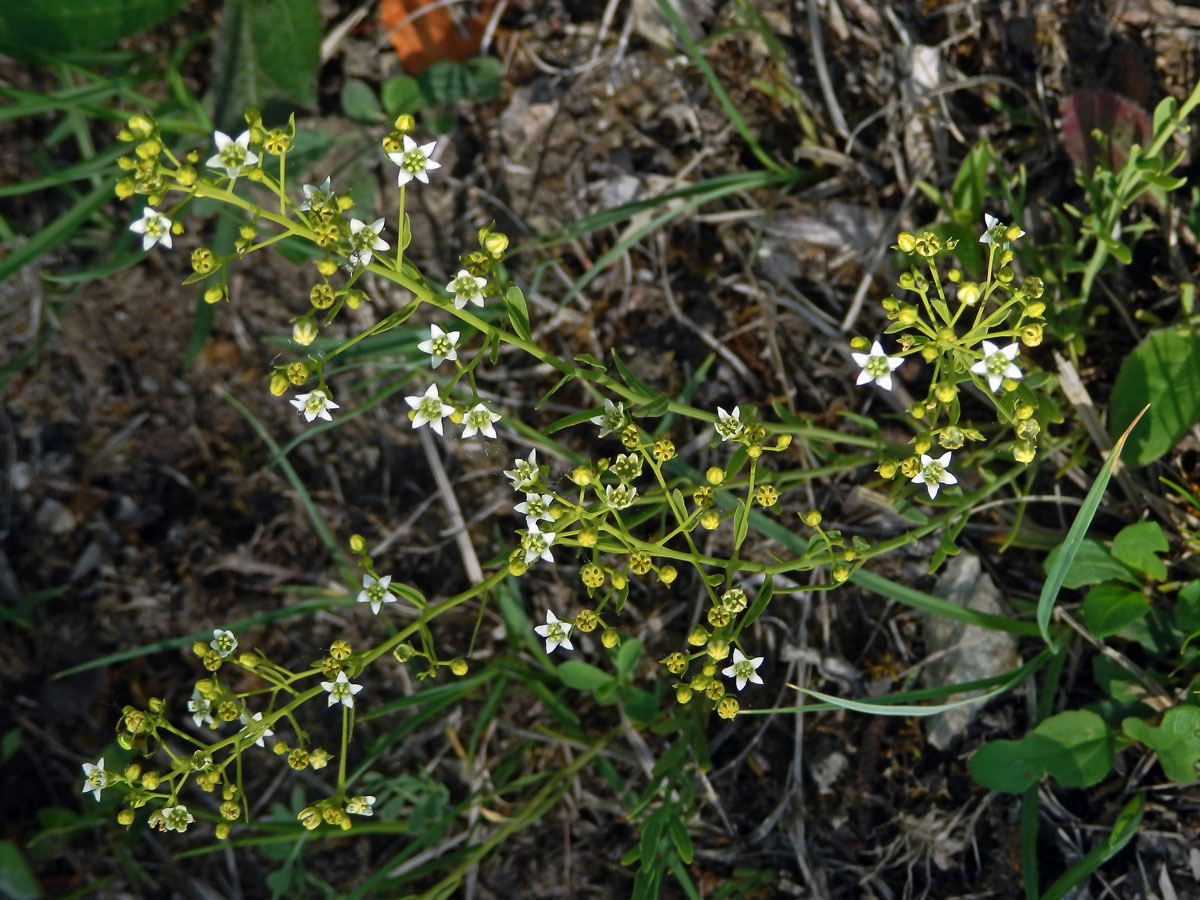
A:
[[1037, 407, 1148, 651], [1038, 794, 1143, 900], [505, 284, 532, 342], [557, 660, 613, 692]]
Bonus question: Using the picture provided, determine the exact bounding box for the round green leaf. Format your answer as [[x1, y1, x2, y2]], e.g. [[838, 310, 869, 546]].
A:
[[1081, 582, 1150, 638], [1110, 329, 1200, 466]]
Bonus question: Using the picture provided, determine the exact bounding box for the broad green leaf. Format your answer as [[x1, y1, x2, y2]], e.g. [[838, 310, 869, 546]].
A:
[[968, 710, 1113, 793], [1174, 580, 1200, 633], [1111, 520, 1167, 580], [419, 60, 472, 104], [0, 840, 41, 900], [466, 56, 504, 100], [0, 0, 186, 56], [1091, 655, 1140, 702], [1081, 582, 1149, 638], [340, 78, 384, 125], [615, 637, 643, 681], [1043, 538, 1139, 588], [618, 684, 659, 724], [381, 76, 425, 117], [1122, 706, 1200, 782], [251, 0, 319, 108], [557, 660, 613, 691], [1110, 329, 1200, 466]]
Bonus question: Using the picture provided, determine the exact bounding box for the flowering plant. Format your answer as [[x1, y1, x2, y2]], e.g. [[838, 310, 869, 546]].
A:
[[94, 109, 1054, 856]]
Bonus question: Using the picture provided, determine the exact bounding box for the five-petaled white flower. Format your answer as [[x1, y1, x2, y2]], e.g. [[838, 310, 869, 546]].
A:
[[161, 804, 195, 832], [715, 406, 743, 441], [721, 648, 765, 691], [348, 217, 389, 268], [210, 628, 238, 658], [388, 134, 441, 186], [604, 483, 637, 510], [970, 340, 1023, 392], [446, 269, 487, 309], [418, 324, 460, 368], [206, 130, 258, 178], [462, 402, 501, 439], [515, 492, 554, 529], [299, 177, 334, 212], [129, 207, 173, 252], [81, 758, 108, 802], [321, 670, 363, 709], [291, 389, 340, 423], [239, 711, 274, 748], [406, 384, 454, 435], [521, 521, 556, 565], [534, 610, 573, 654], [346, 795, 376, 816], [357, 574, 395, 615], [188, 687, 215, 728], [504, 450, 539, 491], [851, 341, 905, 391], [590, 399, 628, 437], [979, 213, 1024, 249], [911, 452, 958, 499]]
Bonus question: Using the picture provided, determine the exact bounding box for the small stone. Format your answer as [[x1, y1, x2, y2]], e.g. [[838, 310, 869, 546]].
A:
[[35, 498, 76, 534]]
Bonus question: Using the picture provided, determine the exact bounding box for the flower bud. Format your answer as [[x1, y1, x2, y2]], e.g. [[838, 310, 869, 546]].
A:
[[897, 305, 919, 326], [1021, 324, 1043, 347], [450, 657, 469, 676], [699, 509, 720, 530], [706, 637, 730, 661], [237, 652, 259, 668], [118, 809, 136, 826], [956, 282, 980, 306], [215, 822, 232, 840], [309, 748, 331, 769], [349, 534, 366, 552], [658, 565, 678, 585], [675, 686, 693, 704], [832, 564, 850, 583], [570, 466, 593, 486], [298, 807, 321, 830], [142, 771, 160, 790], [896, 232, 916, 252], [705, 466, 724, 485], [394, 114, 416, 133], [204, 285, 225, 304], [269, 373, 289, 396], [876, 460, 897, 479], [483, 231, 509, 258], [293, 320, 318, 346], [803, 511, 822, 527], [393, 643, 415, 662], [934, 383, 956, 403], [1013, 442, 1036, 464], [601, 628, 620, 649]]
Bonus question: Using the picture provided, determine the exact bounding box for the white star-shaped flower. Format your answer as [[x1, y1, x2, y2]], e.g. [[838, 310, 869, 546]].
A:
[[188, 687, 215, 728], [129, 207, 174, 251], [446, 269, 487, 309], [347, 217, 389, 268], [911, 452, 958, 499], [979, 213, 1024, 248], [346, 795, 376, 816], [534, 610, 573, 654], [521, 521, 556, 565], [387, 134, 441, 186], [81, 758, 108, 802], [515, 492, 554, 529], [504, 450, 539, 491], [969, 340, 1023, 392], [356, 573, 395, 615], [299, 177, 334, 212], [721, 648, 765, 691], [321, 670, 364, 709], [461, 402, 501, 439], [206, 130, 258, 177], [850, 341, 905, 391], [291, 389, 340, 423], [417, 324, 460, 367], [406, 384, 454, 435], [590, 399, 628, 437], [239, 711, 274, 748], [162, 804, 195, 832], [715, 406, 743, 441], [210, 628, 238, 658]]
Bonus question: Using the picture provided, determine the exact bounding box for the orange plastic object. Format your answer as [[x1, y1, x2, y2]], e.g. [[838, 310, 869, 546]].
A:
[[380, 0, 495, 72]]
